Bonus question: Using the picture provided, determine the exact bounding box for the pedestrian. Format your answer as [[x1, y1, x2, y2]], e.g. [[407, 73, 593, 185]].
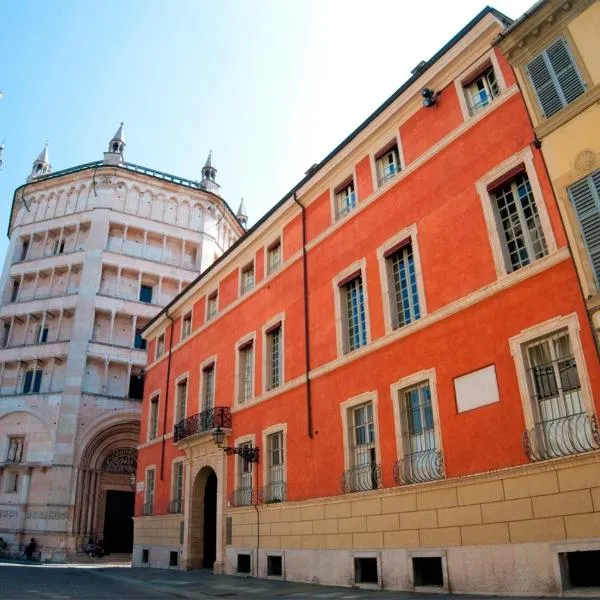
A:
[[24, 537, 36, 560]]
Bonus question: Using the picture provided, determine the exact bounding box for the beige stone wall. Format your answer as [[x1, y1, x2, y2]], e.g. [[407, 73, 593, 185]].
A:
[[132, 514, 183, 568]]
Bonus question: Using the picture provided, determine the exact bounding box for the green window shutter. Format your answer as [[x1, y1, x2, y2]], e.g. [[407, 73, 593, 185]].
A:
[[568, 169, 600, 288]]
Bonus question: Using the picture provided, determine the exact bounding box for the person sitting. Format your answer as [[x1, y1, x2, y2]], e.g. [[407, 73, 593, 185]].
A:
[[24, 538, 36, 560]]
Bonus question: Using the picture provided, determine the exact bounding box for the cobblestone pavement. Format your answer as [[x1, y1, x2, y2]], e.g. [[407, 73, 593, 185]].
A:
[[0, 561, 589, 600]]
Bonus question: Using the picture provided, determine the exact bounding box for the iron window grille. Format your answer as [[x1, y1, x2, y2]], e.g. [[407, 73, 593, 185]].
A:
[[376, 144, 401, 186], [342, 402, 381, 493], [233, 443, 254, 506], [491, 172, 548, 272], [341, 275, 367, 353], [465, 66, 500, 114], [266, 325, 282, 391], [238, 342, 254, 403], [387, 242, 421, 329], [264, 431, 285, 502], [241, 265, 255, 294], [335, 181, 357, 220], [173, 406, 232, 443], [148, 396, 159, 441], [526, 37, 586, 119], [267, 241, 282, 275], [201, 364, 215, 412], [393, 382, 444, 484], [522, 330, 599, 460], [6, 436, 24, 463]]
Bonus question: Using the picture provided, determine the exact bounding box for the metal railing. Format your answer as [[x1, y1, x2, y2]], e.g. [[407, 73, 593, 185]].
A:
[[173, 406, 231, 443], [393, 449, 444, 485], [167, 499, 183, 514], [230, 487, 255, 507], [260, 481, 287, 504], [142, 502, 153, 516], [340, 463, 382, 494], [522, 413, 600, 461]]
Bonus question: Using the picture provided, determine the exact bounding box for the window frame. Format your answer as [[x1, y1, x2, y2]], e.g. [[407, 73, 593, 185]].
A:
[[139, 284, 154, 304], [239, 260, 256, 296], [234, 332, 256, 405], [6, 436, 25, 463], [262, 314, 285, 394], [206, 290, 219, 322], [332, 259, 371, 357], [144, 466, 156, 511], [148, 392, 160, 441], [155, 333, 165, 360], [331, 173, 358, 222], [233, 433, 255, 507], [476, 147, 557, 278], [372, 136, 404, 188], [265, 237, 283, 276], [199, 356, 217, 413], [173, 373, 189, 426], [261, 423, 287, 503], [4, 470, 19, 493], [181, 310, 193, 341], [171, 459, 185, 508]]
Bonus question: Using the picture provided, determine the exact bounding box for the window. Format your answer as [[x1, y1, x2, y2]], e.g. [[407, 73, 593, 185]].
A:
[[464, 66, 500, 114], [169, 551, 179, 567], [385, 241, 421, 329], [235, 442, 253, 506], [139, 284, 153, 303], [170, 461, 184, 513], [237, 553, 251, 574], [156, 334, 165, 359], [129, 371, 145, 400], [6, 436, 24, 463], [396, 381, 443, 484], [335, 180, 356, 220], [267, 555, 283, 577], [174, 377, 188, 425], [201, 363, 215, 412], [11, 280, 19, 303], [207, 292, 218, 321], [354, 557, 379, 585], [20, 240, 29, 261], [134, 329, 147, 350], [141, 549, 149, 564], [265, 431, 285, 502], [3, 322, 10, 347], [567, 169, 600, 289], [490, 172, 548, 273], [182, 312, 192, 340], [4, 472, 19, 493], [22, 369, 42, 394], [144, 468, 155, 515], [413, 556, 444, 587], [241, 263, 255, 295], [52, 238, 65, 255], [148, 395, 159, 440], [340, 275, 367, 353], [40, 327, 49, 343], [267, 240, 282, 275], [265, 324, 282, 391], [526, 37, 586, 119], [561, 550, 600, 588], [376, 143, 401, 186], [238, 341, 254, 403], [342, 401, 379, 493]]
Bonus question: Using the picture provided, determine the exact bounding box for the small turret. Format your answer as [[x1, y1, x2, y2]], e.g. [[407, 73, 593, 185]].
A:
[[27, 142, 52, 182], [104, 122, 125, 165], [199, 150, 221, 195], [237, 198, 248, 230]]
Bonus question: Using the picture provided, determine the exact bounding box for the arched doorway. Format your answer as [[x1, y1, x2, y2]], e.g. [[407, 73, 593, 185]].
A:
[[189, 466, 218, 569]]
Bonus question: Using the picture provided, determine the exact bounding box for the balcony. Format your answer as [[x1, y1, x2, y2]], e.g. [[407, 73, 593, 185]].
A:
[[340, 463, 382, 494], [230, 487, 255, 507], [393, 449, 444, 485], [259, 481, 287, 504], [522, 413, 600, 461], [167, 499, 183, 514], [173, 406, 231, 444]]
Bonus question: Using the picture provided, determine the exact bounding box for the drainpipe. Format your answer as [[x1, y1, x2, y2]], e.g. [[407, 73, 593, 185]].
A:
[[160, 311, 175, 481], [292, 192, 313, 438], [512, 72, 600, 359], [254, 467, 259, 577]]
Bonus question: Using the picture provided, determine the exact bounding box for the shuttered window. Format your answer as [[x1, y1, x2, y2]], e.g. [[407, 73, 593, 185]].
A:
[[526, 37, 586, 119], [568, 169, 600, 288]]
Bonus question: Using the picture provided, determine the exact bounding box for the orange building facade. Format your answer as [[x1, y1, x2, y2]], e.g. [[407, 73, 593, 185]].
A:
[[133, 7, 600, 595]]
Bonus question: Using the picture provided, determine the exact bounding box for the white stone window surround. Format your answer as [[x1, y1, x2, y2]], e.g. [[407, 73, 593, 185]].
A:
[[180, 309, 193, 341], [239, 258, 256, 297], [330, 169, 358, 223], [352, 551, 383, 589], [3, 470, 20, 493], [454, 49, 507, 121], [234, 331, 257, 405], [339, 391, 381, 472], [170, 457, 185, 503], [376, 224, 427, 335], [508, 312, 595, 433], [261, 423, 288, 501], [369, 131, 406, 190], [261, 313, 286, 394], [205, 289, 219, 322], [264, 550, 285, 579], [389, 369, 444, 468], [551, 539, 600, 593], [407, 549, 450, 593], [199, 355, 217, 413], [264, 232, 284, 277], [476, 146, 557, 279], [173, 371, 190, 426], [144, 465, 157, 508], [147, 389, 161, 441], [332, 258, 372, 358], [155, 332, 166, 361], [232, 433, 256, 504]]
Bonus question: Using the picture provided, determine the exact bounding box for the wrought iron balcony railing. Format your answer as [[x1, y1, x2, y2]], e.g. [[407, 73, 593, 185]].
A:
[[259, 481, 287, 504], [142, 502, 153, 516], [230, 487, 255, 507], [168, 499, 183, 514], [523, 413, 600, 462], [393, 449, 444, 485], [340, 463, 382, 494], [173, 406, 231, 443]]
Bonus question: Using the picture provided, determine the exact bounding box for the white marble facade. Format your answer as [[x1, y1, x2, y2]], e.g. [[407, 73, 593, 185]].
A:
[[0, 132, 243, 560]]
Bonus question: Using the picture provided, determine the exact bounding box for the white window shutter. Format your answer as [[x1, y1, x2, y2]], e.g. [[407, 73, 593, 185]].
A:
[[568, 170, 600, 288]]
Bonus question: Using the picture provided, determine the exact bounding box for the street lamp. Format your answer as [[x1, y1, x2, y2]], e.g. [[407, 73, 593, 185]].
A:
[[212, 427, 259, 463]]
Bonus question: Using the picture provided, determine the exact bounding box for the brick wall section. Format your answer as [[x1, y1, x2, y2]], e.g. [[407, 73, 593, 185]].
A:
[[227, 452, 600, 551]]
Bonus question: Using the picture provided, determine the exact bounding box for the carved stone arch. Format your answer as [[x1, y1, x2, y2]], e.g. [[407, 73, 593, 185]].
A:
[[165, 196, 178, 224], [123, 184, 137, 214], [138, 188, 152, 218], [45, 192, 57, 219], [190, 202, 204, 230], [55, 190, 66, 217], [178, 199, 190, 228], [36, 194, 48, 221], [153, 193, 167, 221], [75, 184, 88, 213], [65, 187, 78, 214]]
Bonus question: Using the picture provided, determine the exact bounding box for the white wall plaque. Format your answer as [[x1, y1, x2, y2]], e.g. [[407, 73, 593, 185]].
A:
[[454, 364, 499, 413]]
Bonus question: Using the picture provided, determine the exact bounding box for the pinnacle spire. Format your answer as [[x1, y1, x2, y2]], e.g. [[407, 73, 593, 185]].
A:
[[104, 122, 125, 164], [237, 198, 248, 229], [199, 149, 220, 195], [28, 141, 51, 181]]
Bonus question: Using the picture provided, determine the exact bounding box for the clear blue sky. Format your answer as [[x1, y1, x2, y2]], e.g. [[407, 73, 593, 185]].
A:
[[0, 0, 532, 257]]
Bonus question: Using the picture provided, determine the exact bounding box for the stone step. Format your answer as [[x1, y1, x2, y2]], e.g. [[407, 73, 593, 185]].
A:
[[63, 552, 132, 564]]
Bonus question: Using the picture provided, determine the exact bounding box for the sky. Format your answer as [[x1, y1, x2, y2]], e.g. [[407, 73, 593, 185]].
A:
[[0, 0, 534, 258]]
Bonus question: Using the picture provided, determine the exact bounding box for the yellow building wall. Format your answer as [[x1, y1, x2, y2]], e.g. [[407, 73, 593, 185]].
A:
[[568, 2, 600, 86]]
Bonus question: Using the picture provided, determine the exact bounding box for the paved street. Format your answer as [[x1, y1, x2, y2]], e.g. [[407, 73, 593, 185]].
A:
[[0, 562, 590, 599]]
